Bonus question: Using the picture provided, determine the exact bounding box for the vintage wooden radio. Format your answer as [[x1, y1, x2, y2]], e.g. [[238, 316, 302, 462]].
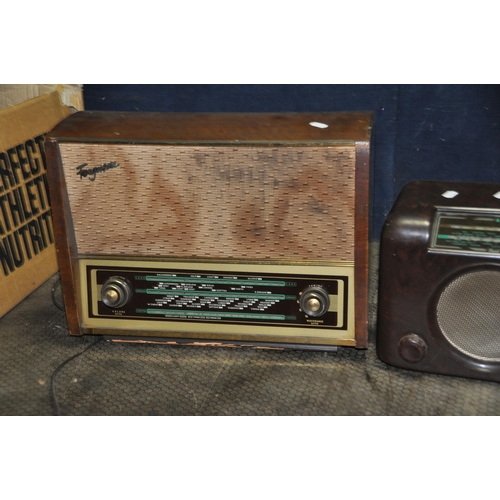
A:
[[45, 111, 372, 350], [378, 180, 500, 381]]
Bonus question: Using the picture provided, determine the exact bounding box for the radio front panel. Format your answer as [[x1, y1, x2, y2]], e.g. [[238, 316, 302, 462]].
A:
[[78, 259, 355, 344]]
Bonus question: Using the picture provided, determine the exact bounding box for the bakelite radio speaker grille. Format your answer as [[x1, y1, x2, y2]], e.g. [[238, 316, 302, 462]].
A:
[[437, 270, 500, 362]]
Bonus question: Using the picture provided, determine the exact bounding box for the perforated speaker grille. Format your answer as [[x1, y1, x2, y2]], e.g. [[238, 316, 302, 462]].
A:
[[60, 143, 356, 261], [436, 270, 500, 361]]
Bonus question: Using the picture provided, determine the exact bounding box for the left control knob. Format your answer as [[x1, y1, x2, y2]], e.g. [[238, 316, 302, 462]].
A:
[[101, 277, 133, 308]]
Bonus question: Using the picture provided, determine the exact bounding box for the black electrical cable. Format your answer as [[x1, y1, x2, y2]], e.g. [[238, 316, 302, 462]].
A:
[[51, 276, 65, 311], [50, 337, 103, 416]]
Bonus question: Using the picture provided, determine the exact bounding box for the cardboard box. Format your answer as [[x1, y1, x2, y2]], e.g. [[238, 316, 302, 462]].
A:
[[0, 84, 83, 111], [0, 91, 77, 317]]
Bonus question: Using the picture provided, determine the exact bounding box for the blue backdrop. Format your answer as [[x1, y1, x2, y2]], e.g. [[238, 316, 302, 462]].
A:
[[83, 84, 500, 240]]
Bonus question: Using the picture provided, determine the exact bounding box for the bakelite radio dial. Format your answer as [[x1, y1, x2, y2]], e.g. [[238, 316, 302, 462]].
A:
[[398, 334, 428, 363]]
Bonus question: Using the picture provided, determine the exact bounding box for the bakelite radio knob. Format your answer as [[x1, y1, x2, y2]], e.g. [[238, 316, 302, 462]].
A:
[[300, 286, 330, 317], [398, 334, 427, 363], [101, 277, 133, 309]]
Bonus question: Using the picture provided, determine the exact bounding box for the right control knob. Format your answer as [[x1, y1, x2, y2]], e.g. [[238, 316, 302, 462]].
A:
[[300, 285, 330, 317]]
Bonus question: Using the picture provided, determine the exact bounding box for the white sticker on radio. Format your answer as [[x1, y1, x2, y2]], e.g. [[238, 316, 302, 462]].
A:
[[309, 121, 329, 129], [441, 190, 459, 199]]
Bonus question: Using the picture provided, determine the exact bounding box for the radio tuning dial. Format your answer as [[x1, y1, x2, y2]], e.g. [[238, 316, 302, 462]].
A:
[[101, 277, 133, 309], [300, 285, 330, 317]]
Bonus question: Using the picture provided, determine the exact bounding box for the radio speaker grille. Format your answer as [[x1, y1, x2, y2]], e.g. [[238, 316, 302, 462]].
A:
[[60, 143, 356, 261], [437, 270, 500, 361]]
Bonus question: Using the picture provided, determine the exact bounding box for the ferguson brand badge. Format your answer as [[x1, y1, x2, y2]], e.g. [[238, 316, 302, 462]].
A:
[[76, 161, 120, 181]]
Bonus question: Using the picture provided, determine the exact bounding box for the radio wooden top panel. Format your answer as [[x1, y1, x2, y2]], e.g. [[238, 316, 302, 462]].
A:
[[45, 111, 372, 349]]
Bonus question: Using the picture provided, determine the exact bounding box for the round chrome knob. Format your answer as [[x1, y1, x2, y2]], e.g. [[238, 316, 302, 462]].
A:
[[306, 297, 322, 313], [104, 289, 120, 305], [101, 277, 132, 308], [300, 286, 330, 317]]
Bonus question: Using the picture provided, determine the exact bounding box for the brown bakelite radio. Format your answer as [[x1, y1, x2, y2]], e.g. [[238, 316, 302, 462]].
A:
[[45, 111, 372, 350], [378, 180, 500, 381]]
